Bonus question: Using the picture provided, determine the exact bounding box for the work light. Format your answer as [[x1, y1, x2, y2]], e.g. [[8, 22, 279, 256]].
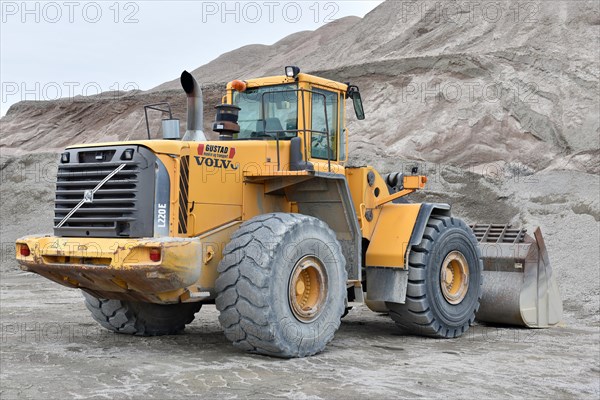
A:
[[285, 66, 300, 78]]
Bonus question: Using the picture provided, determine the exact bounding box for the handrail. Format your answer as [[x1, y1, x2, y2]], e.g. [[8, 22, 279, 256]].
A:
[[143, 102, 173, 140]]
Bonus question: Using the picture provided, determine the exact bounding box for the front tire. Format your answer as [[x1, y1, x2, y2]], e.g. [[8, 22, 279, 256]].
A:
[[386, 216, 482, 338], [83, 292, 201, 336], [215, 213, 347, 358]]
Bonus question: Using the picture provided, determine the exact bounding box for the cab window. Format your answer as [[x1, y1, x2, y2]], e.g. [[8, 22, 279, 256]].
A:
[[311, 88, 338, 160], [232, 84, 298, 139]]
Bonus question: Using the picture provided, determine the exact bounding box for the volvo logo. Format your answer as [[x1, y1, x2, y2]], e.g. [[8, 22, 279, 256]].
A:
[[83, 190, 94, 203]]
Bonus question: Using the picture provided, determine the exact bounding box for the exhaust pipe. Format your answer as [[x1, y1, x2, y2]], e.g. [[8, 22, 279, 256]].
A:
[[180, 70, 207, 141]]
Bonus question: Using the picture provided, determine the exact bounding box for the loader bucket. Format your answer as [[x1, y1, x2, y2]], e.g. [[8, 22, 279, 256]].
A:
[[471, 224, 562, 328]]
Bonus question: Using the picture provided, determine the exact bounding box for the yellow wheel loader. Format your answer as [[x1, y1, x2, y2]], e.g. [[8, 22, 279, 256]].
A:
[[15, 67, 562, 358]]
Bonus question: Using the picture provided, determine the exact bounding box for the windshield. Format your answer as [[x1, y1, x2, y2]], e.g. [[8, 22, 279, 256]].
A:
[[232, 84, 298, 139]]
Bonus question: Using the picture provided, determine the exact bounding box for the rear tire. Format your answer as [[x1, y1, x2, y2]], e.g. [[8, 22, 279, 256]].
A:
[[215, 213, 347, 358], [83, 292, 201, 336], [386, 216, 482, 338]]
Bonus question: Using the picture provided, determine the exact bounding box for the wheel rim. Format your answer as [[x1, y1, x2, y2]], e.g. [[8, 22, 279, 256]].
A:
[[440, 250, 469, 305], [288, 255, 328, 323]]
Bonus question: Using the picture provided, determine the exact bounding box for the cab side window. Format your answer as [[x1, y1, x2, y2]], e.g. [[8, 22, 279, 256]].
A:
[[311, 89, 338, 160]]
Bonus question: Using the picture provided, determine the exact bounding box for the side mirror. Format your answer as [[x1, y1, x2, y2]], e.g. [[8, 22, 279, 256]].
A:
[[352, 91, 365, 120], [347, 85, 365, 120]]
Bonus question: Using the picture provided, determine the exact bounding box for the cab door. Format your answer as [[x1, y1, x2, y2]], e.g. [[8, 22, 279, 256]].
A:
[[308, 87, 340, 168]]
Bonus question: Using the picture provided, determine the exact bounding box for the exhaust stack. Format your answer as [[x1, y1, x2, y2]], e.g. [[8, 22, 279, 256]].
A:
[[180, 70, 206, 141]]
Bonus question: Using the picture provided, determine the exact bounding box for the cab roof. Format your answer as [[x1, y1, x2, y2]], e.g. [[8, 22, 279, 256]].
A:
[[226, 73, 348, 93]]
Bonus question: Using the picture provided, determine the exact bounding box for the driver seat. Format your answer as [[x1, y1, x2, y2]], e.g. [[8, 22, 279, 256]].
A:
[[256, 118, 283, 135]]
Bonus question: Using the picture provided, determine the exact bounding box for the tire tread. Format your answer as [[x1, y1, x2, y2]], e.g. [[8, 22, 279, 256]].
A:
[[83, 292, 201, 336]]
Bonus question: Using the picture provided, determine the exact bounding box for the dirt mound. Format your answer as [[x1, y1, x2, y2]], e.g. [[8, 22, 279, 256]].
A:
[[0, 153, 56, 261], [0, 87, 225, 156], [1, 0, 598, 173]]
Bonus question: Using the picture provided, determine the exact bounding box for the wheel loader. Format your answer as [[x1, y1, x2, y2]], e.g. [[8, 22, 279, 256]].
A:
[[15, 67, 562, 358]]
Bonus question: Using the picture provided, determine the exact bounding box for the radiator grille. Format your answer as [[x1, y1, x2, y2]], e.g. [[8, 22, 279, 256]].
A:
[[53, 146, 156, 238]]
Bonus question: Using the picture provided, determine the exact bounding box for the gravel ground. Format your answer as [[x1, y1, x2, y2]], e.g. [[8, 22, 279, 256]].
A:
[[0, 272, 599, 399]]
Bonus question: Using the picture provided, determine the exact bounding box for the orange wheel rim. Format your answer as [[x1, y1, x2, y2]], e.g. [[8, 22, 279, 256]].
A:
[[289, 256, 327, 323], [440, 251, 469, 305]]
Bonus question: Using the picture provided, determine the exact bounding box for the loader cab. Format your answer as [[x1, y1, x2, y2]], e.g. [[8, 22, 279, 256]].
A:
[[223, 67, 364, 169]]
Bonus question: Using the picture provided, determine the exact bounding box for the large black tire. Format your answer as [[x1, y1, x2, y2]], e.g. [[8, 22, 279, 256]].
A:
[[386, 216, 483, 338], [215, 213, 347, 358], [83, 292, 201, 336]]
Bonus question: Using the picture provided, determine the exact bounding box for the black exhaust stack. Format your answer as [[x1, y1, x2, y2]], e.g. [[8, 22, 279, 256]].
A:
[[180, 71, 206, 141]]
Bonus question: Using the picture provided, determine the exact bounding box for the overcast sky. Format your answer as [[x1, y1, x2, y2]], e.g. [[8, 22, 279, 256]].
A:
[[0, 1, 383, 116]]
